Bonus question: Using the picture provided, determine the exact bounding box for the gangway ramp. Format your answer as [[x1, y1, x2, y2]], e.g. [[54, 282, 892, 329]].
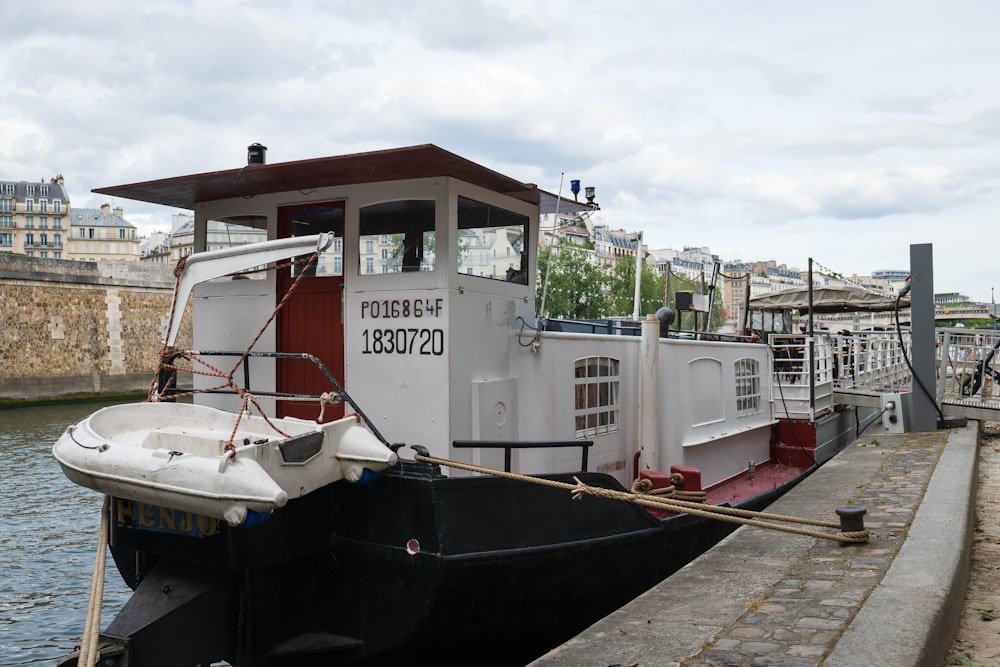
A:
[[834, 387, 1000, 422]]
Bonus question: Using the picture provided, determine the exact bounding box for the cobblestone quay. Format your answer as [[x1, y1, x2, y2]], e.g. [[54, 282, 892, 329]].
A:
[[533, 423, 977, 667]]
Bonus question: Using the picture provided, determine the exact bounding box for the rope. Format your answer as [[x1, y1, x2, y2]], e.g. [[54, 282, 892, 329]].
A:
[[317, 391, 342, 422], [79, 496, 109, 667], [413, 454, 868, 544], [224, 252, 320, 382], [147, 251, 332, 453], [631, 475, 708, 502]]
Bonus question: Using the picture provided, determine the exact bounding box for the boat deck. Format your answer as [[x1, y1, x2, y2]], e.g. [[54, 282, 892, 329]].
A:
[[703, 460, 809, 506]]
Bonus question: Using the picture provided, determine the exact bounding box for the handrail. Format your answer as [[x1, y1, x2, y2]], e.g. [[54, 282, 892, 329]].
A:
[[158, 349, 388, 446], [452, 439, 594, 473]]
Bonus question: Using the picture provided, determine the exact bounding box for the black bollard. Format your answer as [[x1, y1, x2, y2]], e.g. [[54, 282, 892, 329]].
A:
[[836, 506, 867, 533]]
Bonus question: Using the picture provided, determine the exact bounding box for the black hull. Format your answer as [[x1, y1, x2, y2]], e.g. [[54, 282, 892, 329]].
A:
[[98, 462, 806, 666]]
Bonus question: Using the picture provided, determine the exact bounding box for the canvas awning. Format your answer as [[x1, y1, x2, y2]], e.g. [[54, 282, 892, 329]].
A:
[[749, 285, 909, 313]]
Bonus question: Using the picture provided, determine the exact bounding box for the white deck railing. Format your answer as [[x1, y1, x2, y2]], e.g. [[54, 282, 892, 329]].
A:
[[772, 327, 1000, 417], [935, 328, 1000, 404], [831, 330, 912, 393], [769, 333, 834, 420]]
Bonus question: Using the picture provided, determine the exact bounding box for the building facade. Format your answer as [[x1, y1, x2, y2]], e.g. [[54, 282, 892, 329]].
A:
[[0, 176, 71, 259], [0, 176, 142, 261], [67, 204, 140, 261]]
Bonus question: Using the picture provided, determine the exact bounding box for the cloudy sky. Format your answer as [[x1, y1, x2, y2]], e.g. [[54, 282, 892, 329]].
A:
[[3, 0, 999, 302]]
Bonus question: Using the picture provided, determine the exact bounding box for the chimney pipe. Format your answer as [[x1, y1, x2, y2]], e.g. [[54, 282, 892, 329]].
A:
[[247, 143, 267, 165]]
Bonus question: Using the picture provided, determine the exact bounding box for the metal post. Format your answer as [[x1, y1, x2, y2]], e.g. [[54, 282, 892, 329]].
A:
[[632, 231, 643, 322], [909, 244, 937, 431], [639, 315, 660, 472], [936, 330, 950, 405], [538, 173, 564, 318], [808, 259, 815, 420]]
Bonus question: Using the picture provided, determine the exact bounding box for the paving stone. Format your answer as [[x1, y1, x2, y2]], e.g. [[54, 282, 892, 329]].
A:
[[749, 656, 818, 666], [701, 649, 745, 664], [742, 641, 780, 653], [795, 616, 845, 631]]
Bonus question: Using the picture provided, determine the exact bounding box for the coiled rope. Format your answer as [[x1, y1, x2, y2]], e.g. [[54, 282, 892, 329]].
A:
[[631, 475, 707, 502], [78, 495, 109, 667], [413, 454, 868, 544]]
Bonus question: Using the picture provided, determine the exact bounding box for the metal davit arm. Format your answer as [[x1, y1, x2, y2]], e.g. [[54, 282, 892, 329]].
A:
[[163, 233, 333, 347]]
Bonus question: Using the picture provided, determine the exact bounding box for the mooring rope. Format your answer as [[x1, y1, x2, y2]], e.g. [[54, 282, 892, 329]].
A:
[[413, 454, 868, 544], [79, 495, 109, 667]]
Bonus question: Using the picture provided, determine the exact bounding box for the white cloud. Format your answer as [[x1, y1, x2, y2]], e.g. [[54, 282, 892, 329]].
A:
[[2, 0, 999, 301]]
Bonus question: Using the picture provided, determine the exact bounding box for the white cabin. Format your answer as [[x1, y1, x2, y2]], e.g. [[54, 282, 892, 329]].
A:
[[101, 145, 776, 490]]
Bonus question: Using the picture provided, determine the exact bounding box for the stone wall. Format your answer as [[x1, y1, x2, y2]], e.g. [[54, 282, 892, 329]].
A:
[[0, 254, 191, 400]]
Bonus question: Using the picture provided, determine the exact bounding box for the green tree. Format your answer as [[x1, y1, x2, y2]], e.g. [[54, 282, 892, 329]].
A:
[[605, 256, 664, 317], [536, 247, 727, 330], [536, 246, 609, 318]]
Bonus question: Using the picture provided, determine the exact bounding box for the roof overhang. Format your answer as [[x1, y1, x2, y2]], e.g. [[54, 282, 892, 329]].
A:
[[93, 144, 541, 210]]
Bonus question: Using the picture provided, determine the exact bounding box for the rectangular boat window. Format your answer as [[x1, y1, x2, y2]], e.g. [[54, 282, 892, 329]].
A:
[[358, 200, 436, 274], [285, 208, 344, 278], [574, 357, 620, 437], [457, 196, 529, 284]]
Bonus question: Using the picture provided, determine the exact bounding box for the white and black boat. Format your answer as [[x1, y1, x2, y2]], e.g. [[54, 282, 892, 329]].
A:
[[55, 145, 858, 666]]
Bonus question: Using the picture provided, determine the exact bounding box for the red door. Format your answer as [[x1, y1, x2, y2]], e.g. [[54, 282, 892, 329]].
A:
[[276, 202, 345, 422]]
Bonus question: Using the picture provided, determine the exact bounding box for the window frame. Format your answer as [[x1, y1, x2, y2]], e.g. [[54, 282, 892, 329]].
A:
[[735, 357, 762, 416], [573, 356, 621, 438]]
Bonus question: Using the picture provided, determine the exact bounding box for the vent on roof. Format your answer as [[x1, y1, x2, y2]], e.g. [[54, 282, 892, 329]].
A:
[[247, 143, 267, 166]]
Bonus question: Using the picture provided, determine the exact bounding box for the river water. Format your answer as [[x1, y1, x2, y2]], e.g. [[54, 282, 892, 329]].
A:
[[0, 400, 132, 666]]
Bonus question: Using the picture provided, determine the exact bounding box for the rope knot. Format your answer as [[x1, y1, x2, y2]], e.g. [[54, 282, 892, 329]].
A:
[[631, 478, 654, 494], [318, 391, 341, 422]]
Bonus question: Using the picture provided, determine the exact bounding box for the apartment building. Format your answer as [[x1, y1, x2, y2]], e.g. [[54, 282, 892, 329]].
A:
[[0, 176, 71, 259], [0, 176, 142, 261], [67, 204, 140, 261]]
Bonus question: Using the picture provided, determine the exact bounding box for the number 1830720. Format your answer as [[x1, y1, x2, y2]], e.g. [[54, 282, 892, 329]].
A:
[[361, 328, 444, 355]]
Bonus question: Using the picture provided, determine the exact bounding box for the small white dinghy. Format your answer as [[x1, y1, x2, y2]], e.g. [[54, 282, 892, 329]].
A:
[[53, 401, 398, 527]]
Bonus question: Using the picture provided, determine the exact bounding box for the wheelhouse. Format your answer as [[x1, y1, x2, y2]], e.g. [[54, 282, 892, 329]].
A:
[[99, 145, 541, 460]]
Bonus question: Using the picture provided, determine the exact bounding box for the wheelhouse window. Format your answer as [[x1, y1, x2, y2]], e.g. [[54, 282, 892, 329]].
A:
[[574, 357, 620, 437], [284, 208, 343, 278], [358, 200, 435, 274], [735, 358, 761, 416], [457, 196, 529, 284]]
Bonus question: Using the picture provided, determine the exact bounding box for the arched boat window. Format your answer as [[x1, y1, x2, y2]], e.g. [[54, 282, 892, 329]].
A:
[[358, 200, 436, 274], [457, 196, 529, 284]]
